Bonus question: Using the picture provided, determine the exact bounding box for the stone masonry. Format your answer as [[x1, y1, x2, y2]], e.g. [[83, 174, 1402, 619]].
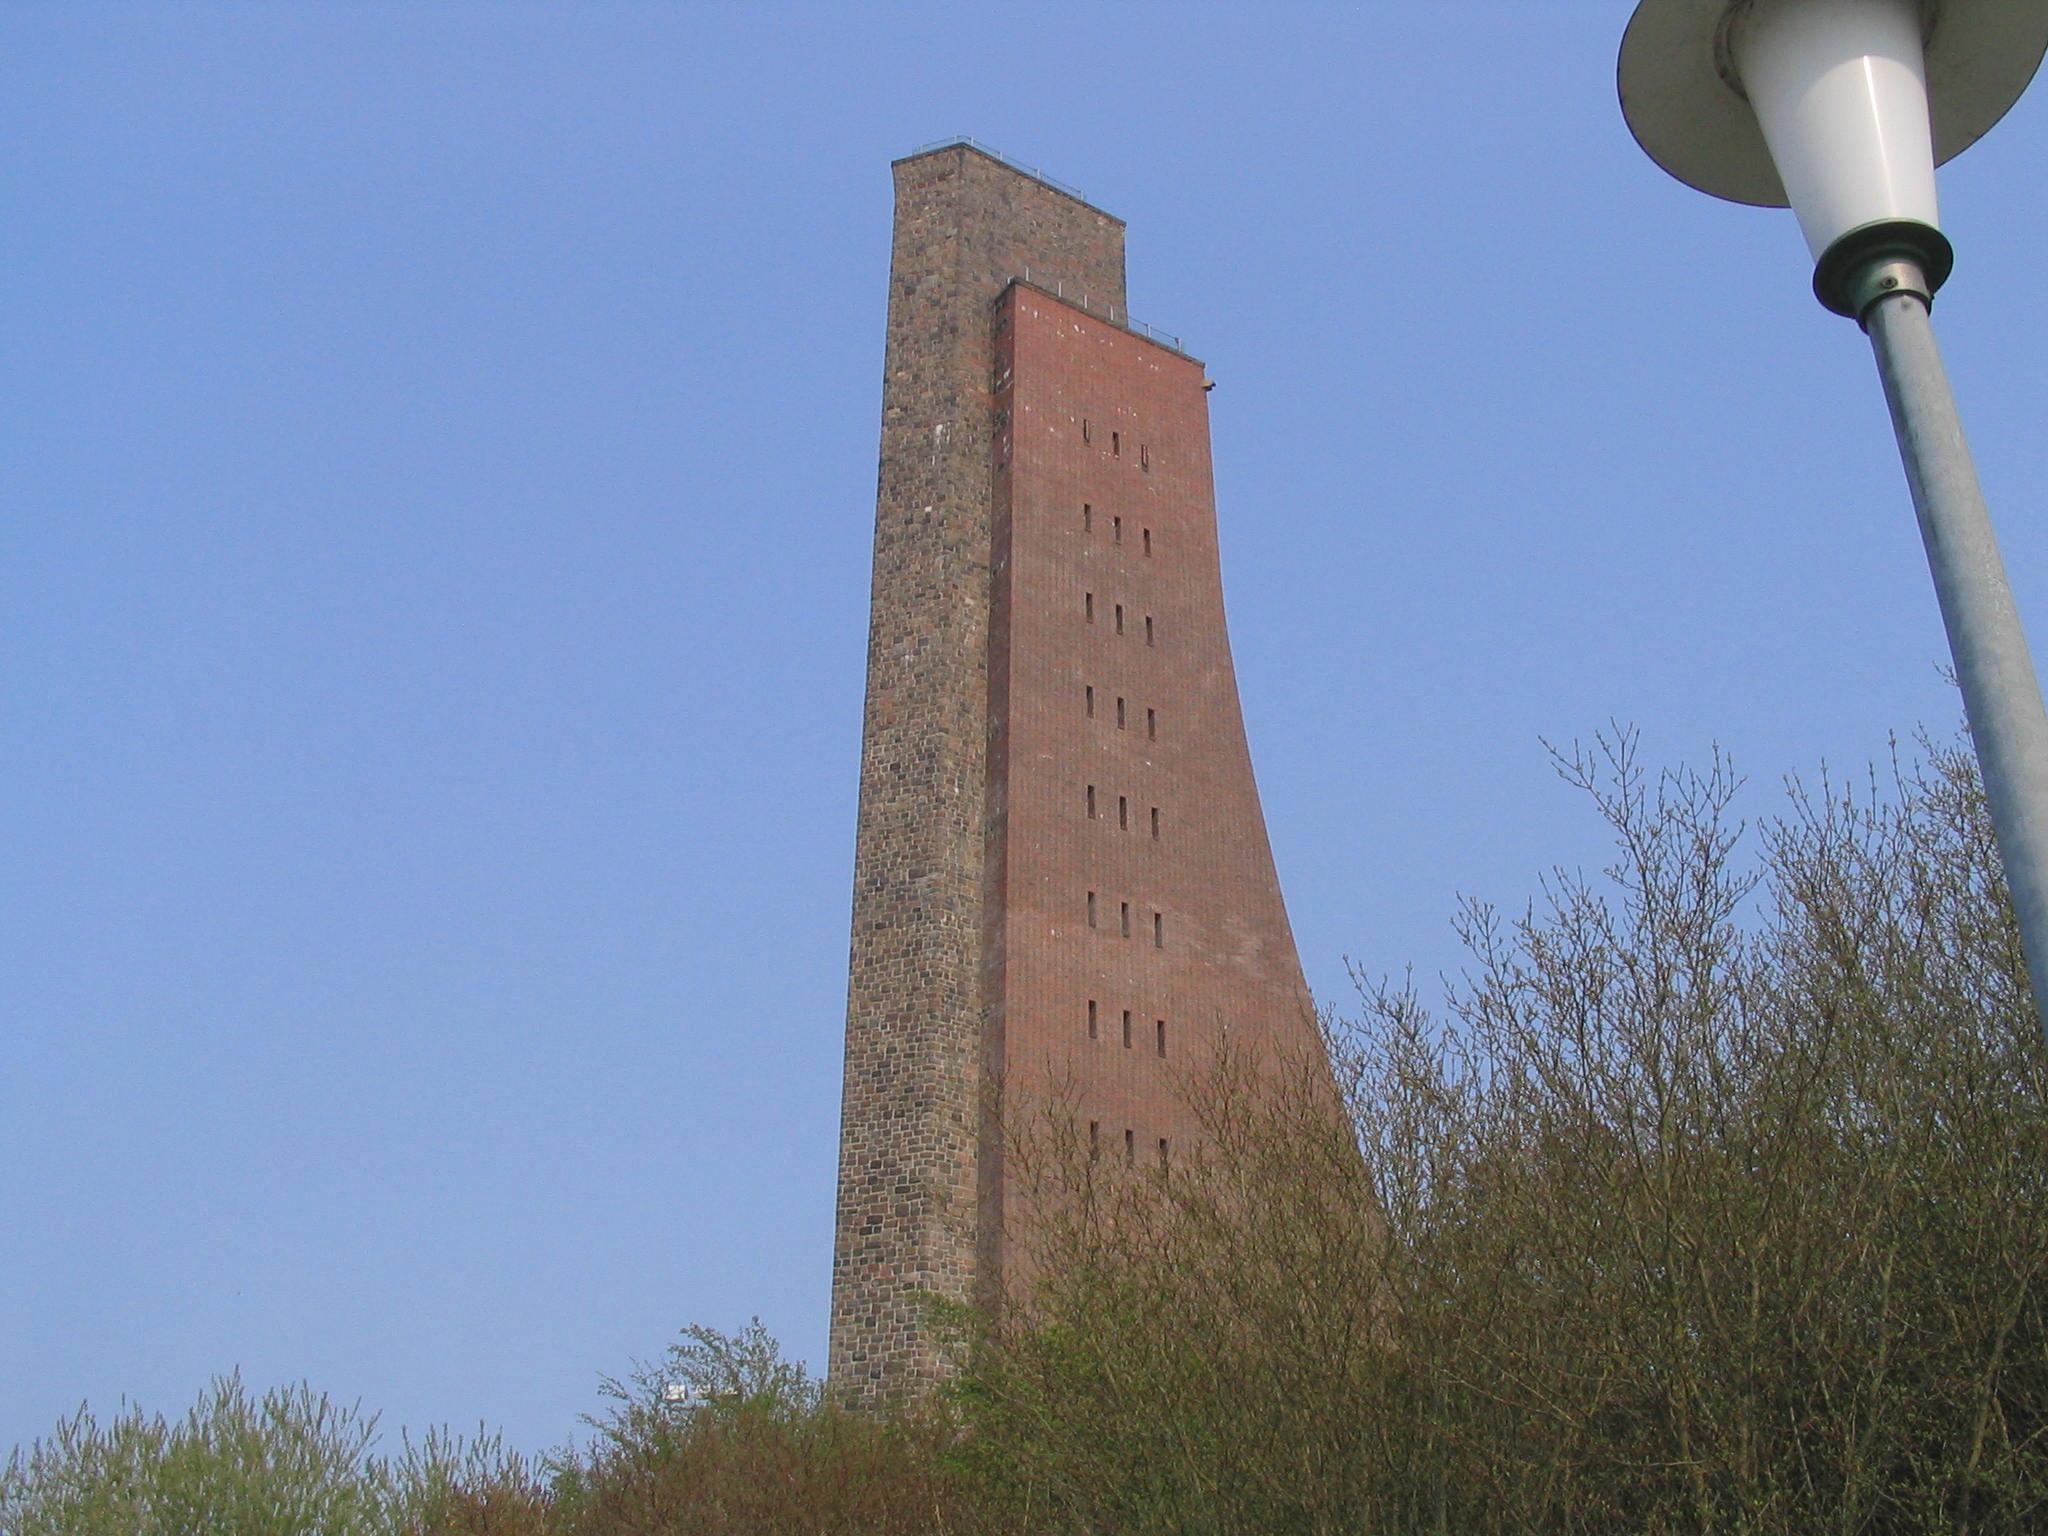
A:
[[830, 142, 1321, 1406], [829, 144, 1126, 1404]]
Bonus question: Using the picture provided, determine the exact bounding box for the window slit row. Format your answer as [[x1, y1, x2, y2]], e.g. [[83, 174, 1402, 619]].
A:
[[1072, 414, 1176, 1111]]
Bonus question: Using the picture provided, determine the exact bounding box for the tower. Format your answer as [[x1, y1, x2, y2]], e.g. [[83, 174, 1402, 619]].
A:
[[829, 141, 1322, 1405]]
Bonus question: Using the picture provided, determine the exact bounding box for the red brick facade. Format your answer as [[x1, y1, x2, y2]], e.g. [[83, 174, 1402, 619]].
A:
[[982, 281, 1320, 1285], [830, 143, 1320, 1406]]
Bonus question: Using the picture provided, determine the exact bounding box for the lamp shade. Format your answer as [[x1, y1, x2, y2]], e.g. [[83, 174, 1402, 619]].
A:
[[1732, 0, 1936, 259], [1619, 0, 2048, 307]]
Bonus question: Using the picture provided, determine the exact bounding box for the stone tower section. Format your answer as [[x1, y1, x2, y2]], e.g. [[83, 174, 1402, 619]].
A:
[[830, 143, 1126, 1403], [831, 141, 1320, 1405]]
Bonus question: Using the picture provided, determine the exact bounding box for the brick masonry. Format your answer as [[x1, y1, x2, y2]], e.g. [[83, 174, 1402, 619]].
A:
[[981, 283, 1322, 1289], [829, 142, 1319, 1406]]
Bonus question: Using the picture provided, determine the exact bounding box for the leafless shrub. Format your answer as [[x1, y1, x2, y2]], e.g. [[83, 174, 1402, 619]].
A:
[[14, 730, 2042, 1534], [952, 729, 2048, 1535]]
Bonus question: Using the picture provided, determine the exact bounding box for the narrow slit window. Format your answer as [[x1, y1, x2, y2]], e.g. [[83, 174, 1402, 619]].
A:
[[1086, 685, 1095, 719], [1120, 901, 1131, 939], [1153, 911, 1164, 948], [1086, 784, 1097, 819], [1112, 430, 1121, 457], [1087, 891, 1098, 928], [1150, 806, 1161, 840], [1143, 527, 1153, 556], [1083, 418, 1092, 443], [1146, 708, 1157, 741], [1113, 515, 1123, 544], [1114, 603, 1124, 635], [1118, 795, 1128, 831], [1125, 1128, 1135, 1161], [1090, 1120, 1101, 1154], [1122, 1009, 1132, 1049], [1156, 1018, 1167, 1056], [1088, 1000, 1099, 1040], [1084, 502, 1093, 532], [1117, 697, 1127, 730], [1085, 592, 1095, 623], [1145, 615, 1155, 647], [1158, 1137, 1169, 1169], [1141, 443, 1150, 471]]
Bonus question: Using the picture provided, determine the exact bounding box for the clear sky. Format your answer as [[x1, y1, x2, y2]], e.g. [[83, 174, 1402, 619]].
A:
[[8, 1, 2048, 1461]]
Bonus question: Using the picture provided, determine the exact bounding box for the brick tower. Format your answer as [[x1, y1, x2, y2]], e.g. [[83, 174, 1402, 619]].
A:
[[830, 141, 1322, 1405]]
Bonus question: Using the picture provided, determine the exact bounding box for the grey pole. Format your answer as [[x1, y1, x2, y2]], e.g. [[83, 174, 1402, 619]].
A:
[[1852, 255, 2048, 1040]]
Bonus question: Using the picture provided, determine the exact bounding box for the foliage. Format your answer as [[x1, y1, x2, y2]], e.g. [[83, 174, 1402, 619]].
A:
[[389, 1428, 550, 1536], [952, 730, 2048, 1534], [1, 1374, 408, 1536], [540, 1319, 975, 1536], [2, 1328, 974, 1536], [10, 730, 2046, 1534]]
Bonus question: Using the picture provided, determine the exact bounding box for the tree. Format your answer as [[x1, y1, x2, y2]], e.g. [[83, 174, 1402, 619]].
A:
[[952, 730, 2048, 1535], [541, 1319, 976, 1536], [14, 729, 2042, 1534], [4, 1375, 399, 1536]]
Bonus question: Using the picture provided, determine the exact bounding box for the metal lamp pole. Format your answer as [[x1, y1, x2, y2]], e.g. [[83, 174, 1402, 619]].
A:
[[1861, 254, 2048, 1035], [1619, 0, 2048, 1038]]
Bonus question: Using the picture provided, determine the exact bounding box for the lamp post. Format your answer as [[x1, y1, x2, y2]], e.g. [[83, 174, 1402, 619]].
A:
[[1619, 0, 2048, 1040]]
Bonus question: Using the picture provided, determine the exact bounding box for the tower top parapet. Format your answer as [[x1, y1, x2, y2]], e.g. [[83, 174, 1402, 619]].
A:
[[895, 137, 1126, 225]]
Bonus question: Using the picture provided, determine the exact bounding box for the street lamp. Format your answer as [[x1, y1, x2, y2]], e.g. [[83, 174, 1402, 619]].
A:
[[1618, 0, 2048, 1039]]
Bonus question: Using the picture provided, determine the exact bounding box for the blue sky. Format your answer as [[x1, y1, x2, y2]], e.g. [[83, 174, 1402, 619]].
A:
[[8, 2, 2048, 1459]]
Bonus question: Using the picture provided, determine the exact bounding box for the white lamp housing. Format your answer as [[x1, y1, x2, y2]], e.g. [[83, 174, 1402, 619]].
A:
[[1618, 0, 2048, 315], [1732, 0, 1938, 261]]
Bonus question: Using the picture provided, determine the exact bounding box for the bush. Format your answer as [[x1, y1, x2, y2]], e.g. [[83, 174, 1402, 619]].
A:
[[544, 1319, 978, 1536], [952, 730, 2048, 1534], [2, 1329, 962, 1536], [13, 730, 2044, 1534], [3, 1374, 402, 1536]]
